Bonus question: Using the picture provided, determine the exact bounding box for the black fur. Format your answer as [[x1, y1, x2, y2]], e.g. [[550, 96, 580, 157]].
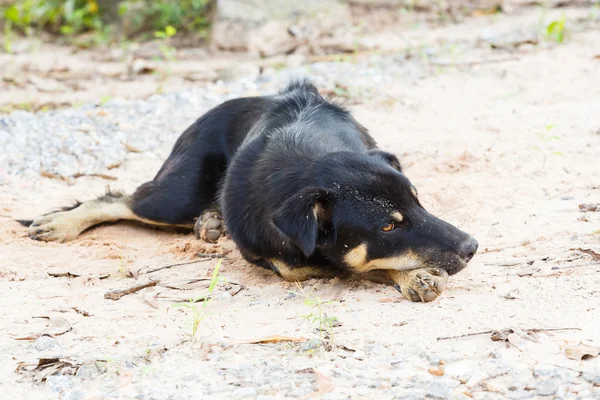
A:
[[125, 79, 477, 277], [23, 79, 478, 279]]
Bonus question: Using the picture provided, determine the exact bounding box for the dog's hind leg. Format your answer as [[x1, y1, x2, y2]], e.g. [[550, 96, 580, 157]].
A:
[[27, 191, 182, 242]]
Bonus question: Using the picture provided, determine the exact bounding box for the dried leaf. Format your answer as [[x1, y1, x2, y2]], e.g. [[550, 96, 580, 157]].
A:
[[337, 344, 356, 352], [517, 266, 540, 277], [144, 293, 161, 309], [15, 316, 72, 340], [578, 203, 598, 212], [565, 342, 600, 360], [570, 248, 600, 261], [231, 335, 309, 345], [507, 332, 525, 348], [16, 358, 80, 383], [429, 366, 445, 376]]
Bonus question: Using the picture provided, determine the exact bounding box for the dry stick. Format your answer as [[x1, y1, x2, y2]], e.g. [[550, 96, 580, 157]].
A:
[[437, 327, 581, 341], [429, 56, 520, 67], [552, 262, 600, 270], [104, 281, 158, 301], [144, 259, 212, 275]]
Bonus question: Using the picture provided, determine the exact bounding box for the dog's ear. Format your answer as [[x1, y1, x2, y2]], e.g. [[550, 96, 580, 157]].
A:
[[366, 149, 402, 172], [272, 187, 335, 258]]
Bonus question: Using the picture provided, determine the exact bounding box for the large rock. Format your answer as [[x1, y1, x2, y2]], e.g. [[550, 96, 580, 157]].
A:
[[209, 0, 351, 56]]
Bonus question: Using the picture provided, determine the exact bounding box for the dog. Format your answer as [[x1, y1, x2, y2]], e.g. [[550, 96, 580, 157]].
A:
[[23, 80, 478, 302]]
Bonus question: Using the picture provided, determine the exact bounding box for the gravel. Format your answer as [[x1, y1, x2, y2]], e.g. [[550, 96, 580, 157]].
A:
[[4, 48, 600, 399], [0, 56, 412, 183]]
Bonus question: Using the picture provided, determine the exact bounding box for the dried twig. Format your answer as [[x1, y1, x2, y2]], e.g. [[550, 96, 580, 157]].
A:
[[72, 173, 118, 180], [196, 252, 228, 259], [437, 327, 581, 341], [429, 56, 520, 67], [551, 262, 600, 270], [104, 281, 158, 300], [145, 259, 211, 275]]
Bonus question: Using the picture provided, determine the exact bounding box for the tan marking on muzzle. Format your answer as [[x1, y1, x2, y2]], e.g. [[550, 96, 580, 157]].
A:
[[343, 243, 423, 273]]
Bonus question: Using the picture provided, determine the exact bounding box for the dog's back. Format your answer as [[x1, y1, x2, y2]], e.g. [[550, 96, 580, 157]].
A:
[[220, 80, 379, 267]]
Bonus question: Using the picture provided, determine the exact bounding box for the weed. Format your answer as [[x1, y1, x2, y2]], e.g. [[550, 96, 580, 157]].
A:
[[0, 0, 211, 47], [297, 283, 340, 351], [153, 24, 177, 61], [532, 124, 564, 170], [171, 259, 225, 337], [546, 15, 566, 43], [118, 255, 128, 277]]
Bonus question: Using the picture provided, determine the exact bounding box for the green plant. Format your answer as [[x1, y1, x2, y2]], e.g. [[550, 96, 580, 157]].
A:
[[118, 254, 128, 277], [297, 284, 340, 351], [171, 259, 224, 337], [532, 124, 564, 170], [153, 24, 177, 61], [0, 0, 211, 47], [546, 16, 566, 43]]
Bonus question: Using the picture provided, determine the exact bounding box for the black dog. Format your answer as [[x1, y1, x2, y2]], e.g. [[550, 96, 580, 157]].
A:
[[25, 80, 478, 302]]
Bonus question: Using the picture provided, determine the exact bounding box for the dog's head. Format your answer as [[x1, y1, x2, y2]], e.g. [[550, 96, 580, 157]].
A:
[[272, 150, 478, 275]]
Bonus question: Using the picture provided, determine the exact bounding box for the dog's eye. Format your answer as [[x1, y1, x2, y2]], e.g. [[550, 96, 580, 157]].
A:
[[382, 222, 395, 232]]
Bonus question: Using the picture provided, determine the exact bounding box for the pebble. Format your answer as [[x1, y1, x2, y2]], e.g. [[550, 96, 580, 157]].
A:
[[232, 387, 258, 398], [535, 379, 557, 396], [46, 374, 74, 392], [444, 360, 474, 383], [75, 363, 100, 379], [466, 371, 488, 388], [582, 364, 600, 386], [31, 335, 60, 352], [63, 389, 84, 400], [425, 381, 451, 399], [299, 338, 321, 352]]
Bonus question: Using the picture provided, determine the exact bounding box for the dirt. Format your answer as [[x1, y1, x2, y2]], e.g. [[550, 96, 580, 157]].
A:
[[1, 5, 600, 399]]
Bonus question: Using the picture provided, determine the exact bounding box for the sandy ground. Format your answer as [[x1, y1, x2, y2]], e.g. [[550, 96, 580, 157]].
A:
[[1, 6, 600, 400]]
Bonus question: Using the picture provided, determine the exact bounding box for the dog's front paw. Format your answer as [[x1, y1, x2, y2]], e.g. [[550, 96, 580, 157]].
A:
[[388, 268, 449, 302], [28, 212, 81, 243], [194, 211, 225, 243]]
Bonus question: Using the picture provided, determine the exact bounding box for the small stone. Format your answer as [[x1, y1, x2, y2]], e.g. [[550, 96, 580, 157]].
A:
[[75, 363, 100, 379], [582, 364, 600, 385], [466, 371, 488, 388], [389, 389, 425, 400], [63, 389, 84, 400], [485, 378, 508, 393], [438, 377, 460, 389], [428, 366, 444, 376], [535, 380, 557, 396], [483, 359, 512, 376], [352, 351, 366, 360], [444, 361, 473, 383], [232, 387, 258, 398], [300, 338, 321, 352], [425, 381, 451, 399], [32, 335, 60, 352], [46, 375, 74, 392], [506, 390, 536, 400]]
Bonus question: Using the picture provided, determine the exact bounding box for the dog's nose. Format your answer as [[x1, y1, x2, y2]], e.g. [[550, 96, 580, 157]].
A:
[[457, 237, 478, 262]]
